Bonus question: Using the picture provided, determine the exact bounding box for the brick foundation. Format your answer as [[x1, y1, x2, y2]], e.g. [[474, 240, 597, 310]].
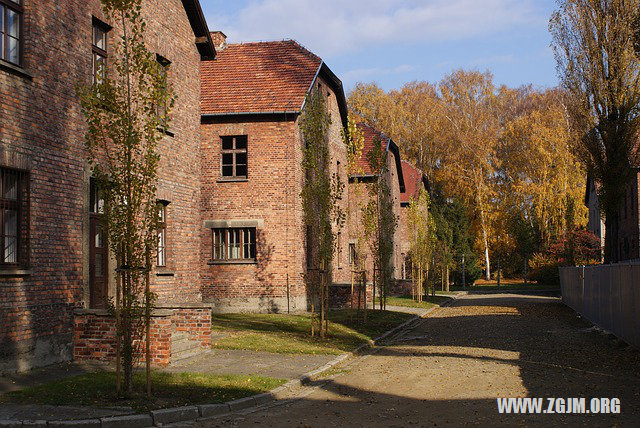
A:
[[73, 306, 211, 367], [390, 279, 412, 296], [328, 283, 371, 309]]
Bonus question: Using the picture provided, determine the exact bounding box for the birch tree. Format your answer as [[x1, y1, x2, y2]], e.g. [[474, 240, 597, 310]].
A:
[[438, 70, 498, 280]]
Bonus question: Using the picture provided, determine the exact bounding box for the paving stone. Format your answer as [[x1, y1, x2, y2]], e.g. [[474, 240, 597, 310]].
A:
[[22, 421, 47, 427], [101, 414, 153, 428], [150, 406, 199, 425], [47, 419, 101, 427], [198, 403, 230, 418]]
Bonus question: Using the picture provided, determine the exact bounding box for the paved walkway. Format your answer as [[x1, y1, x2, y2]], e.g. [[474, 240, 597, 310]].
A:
[[167, 349, 335, 380], [196, 293, 640, 427], [0, 304, 432, 421]]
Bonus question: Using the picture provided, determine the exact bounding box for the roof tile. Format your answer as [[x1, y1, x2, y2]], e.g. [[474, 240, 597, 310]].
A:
[[201, 40, 322, 115]]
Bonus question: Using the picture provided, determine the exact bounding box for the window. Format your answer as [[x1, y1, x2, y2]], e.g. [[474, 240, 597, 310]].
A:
[[0, 167, 28, 267], [0, 0, 23, 65], [92, 19, 109, 84], [212, 227, 256, 261], [157, 202, 167, 267], [221, 135, 248, 178], [348, 243, 357, 266], [155, 54, 171, 127]]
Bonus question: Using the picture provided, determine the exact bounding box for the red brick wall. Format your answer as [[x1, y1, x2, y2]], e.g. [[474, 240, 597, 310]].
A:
[[74, 311, 172, 366], [74, 307, 211, 366], [171, 307, 211, 347], [347, 149, 403, 287], [328, 284, 372, 309], [397, 206, 411, 279], [0, 0, 205, 373], [200, 77, 348, 312], [200, 116, 307, 312]]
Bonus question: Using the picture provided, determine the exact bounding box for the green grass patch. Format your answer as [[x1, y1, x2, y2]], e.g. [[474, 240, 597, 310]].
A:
[[379, 295, 450, 308], [211, 309, 414, 355], [0, 371, 285, 412], [434, 290, 460, 296]]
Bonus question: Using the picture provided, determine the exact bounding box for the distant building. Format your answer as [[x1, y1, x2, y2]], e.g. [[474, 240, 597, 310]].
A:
[[347, 123, 405, 288], [585, 172, 640, 262], [200, 36, 350, 312], [398, 161, 430, 280]]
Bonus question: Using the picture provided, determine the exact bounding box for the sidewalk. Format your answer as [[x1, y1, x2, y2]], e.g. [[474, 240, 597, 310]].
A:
[[167, 350, 335, 380], [0, 303, 442, 423]]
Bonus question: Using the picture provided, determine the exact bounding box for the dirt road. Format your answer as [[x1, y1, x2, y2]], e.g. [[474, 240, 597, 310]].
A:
[[197, 294, 640, 427]]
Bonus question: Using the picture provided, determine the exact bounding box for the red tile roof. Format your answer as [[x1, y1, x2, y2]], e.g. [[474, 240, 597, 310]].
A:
[[201, 40, 322, 115], [355, 122, 390, 175], [400, 161, 426, 204], [353, 122, 406, 192]]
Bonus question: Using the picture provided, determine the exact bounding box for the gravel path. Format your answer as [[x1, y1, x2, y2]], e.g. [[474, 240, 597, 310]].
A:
[[198, 293, 640, 427]]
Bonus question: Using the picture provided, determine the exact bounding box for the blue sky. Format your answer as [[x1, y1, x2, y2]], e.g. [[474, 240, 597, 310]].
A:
[[201, 0, 558, 93]]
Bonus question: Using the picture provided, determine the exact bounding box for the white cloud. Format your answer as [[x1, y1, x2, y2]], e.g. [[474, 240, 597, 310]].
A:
[[206, 0, 546, 57]]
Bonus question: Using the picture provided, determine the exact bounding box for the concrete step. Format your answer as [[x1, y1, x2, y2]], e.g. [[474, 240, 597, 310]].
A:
[[171, 332, 203, 364], [172, 347, 203, 364]]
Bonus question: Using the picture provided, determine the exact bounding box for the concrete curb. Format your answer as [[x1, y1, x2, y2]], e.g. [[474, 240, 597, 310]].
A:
[[0, 296, 456, 427]]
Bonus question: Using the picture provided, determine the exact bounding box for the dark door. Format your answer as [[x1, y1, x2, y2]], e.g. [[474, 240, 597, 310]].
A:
[[89, 180, 108, 308]]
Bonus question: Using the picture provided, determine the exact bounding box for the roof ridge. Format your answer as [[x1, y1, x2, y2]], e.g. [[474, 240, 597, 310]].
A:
[[224, 39, 322, 63]]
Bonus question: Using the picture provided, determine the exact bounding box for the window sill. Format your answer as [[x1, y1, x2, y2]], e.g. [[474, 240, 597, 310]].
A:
[[155, 270, 175, 277], [0, 269, 33, 277], [208, 259, 256, 265], [157, 127, 175, 137], [217, 178, 249, 183], [0, 59, 33, 80]]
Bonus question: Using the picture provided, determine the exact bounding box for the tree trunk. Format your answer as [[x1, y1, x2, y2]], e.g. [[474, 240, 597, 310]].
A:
[[603, 209, 619, 264], [145, 256, 151, 398], [445, 264, 450, 292], [320, 267, 325, 338], [482, 231, 490, 281]]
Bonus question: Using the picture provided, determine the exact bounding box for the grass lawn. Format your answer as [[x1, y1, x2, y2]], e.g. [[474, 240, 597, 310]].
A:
[[380, 295, 451, 309], [211, 309, 414, 355], [0, 371, 285, 412]]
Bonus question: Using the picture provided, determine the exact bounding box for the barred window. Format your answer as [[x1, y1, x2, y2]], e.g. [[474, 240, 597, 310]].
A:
[[0, 167, 28, 267], [212, 227, 256, 261], [0, 0, 23, 66]]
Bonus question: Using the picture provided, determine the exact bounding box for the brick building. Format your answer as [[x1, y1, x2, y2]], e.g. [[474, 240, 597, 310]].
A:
[[397, 160, 429, 281], [0, 0, 215, 373], [199, 36, 350, 312], [347, 123, 405, 292], [585, 171, 640, 262]]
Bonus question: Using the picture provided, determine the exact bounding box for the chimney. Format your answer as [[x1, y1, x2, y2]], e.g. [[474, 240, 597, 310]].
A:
[[210, 31, 227, 51]]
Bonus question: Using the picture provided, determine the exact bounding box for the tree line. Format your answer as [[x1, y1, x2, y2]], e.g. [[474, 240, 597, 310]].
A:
[[348, 71, 594, 284]]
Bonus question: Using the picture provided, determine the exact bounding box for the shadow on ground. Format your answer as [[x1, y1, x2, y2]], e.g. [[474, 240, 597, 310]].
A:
[[199, 293, 640, 427]]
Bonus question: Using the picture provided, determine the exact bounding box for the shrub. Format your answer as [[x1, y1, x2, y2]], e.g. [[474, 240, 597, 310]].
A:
[[529, 252, 560, 285]]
